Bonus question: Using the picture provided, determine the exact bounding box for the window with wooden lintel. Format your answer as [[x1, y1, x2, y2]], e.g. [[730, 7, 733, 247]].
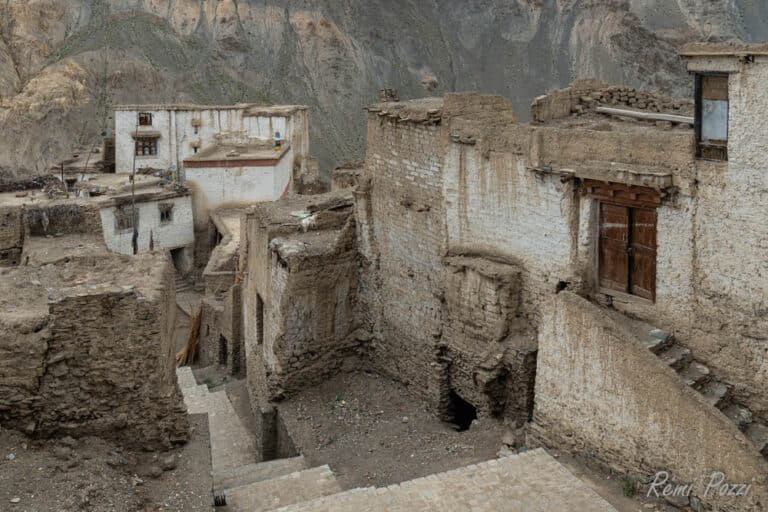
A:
[[135, 137, 158, 156], [114, 206, 138, 232], [159, 203, 173, 224], [138, 112, 153, 126], [695, 74, 729, 161], [585, 180, 659, 302]]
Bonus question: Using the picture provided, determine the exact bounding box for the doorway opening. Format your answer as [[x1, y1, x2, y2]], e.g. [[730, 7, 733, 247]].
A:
[[446, 390, 477, 432], [218, 335, 228, 367]]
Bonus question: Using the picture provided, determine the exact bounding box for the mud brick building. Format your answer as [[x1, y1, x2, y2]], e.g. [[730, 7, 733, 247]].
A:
[[0, 252, 188, 449]]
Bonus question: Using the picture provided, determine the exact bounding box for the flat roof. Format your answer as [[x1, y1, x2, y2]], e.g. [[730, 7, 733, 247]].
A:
[[184, 143, 290, 167], [114, 103, 308, 116], [680, 42, 768, 57]]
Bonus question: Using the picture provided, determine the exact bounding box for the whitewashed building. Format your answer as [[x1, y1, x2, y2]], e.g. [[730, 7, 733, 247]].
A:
[[114, 103, 310, 229]]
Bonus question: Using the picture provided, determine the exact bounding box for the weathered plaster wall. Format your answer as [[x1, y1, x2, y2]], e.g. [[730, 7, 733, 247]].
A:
[[532, 292, 768, 511], [0, 254, 188, 449], [99, 194, 194, 255], [360, 115, 446, 407], [443, 133, 578, 320]]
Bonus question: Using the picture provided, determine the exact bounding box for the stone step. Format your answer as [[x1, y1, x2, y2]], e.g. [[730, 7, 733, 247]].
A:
[[224, 465, 341, 511], [206, 390, 257, 472], [214, 456, 307, 492], [639, 327, 675, 354], [745, 423, 768, 457], [701, 380, 730, 409], [176, 366, 198, 390], [722, 403, 753, 431], [270, 449, 617, 512], [658, 344, 692, 371], [679, 361, 711, 388]]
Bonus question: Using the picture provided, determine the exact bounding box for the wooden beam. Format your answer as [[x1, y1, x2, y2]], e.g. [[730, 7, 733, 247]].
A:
[[595, 106, 694, 125]]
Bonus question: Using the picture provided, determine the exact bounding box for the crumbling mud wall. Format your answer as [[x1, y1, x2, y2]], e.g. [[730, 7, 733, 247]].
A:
[[241, 192, 359, 404], [531, 292, 768, 512], [531, 79, 693, 123], [0, 254, 189, 449], [440, 257, 536, 425], [199, 284, 244, 377]]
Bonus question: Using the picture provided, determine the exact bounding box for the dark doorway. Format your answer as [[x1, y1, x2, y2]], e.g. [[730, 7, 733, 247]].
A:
[[218, 335, 228, 367], [447, 390, 477, 432]]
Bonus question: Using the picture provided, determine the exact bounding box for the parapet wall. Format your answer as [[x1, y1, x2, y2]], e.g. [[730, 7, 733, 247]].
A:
[[531, 292, 768, 511], [531, 79, 693, 123]]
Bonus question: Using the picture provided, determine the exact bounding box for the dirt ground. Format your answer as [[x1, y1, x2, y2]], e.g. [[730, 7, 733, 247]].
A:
[[0, 416, 213, 512], [277, 371, 685, 512], [278, 370, 507, 489]]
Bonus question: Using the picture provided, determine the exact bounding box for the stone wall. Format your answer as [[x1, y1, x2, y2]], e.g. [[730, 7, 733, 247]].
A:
[[0, 254, 189, 449], [199, 284, 244, 377], [0, 205, 23, 265], [531, 79, 693, 123], [359, 113, 447, 409], [531, 292, 768, 511]]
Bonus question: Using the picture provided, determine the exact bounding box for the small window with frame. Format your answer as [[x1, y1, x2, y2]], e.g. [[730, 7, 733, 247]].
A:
[[138, 112, 153, 126], [696, 74, 729, 161], [159, 203, 173, 224], [115, 207, 138, 232], [135, 137, 158, 156]]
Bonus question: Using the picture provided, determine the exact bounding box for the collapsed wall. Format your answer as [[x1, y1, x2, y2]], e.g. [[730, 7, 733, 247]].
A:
[[0, 253, 189, 449]]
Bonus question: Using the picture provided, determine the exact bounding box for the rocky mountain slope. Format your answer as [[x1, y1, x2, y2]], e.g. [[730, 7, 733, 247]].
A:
[[0, 0, 766, 179]]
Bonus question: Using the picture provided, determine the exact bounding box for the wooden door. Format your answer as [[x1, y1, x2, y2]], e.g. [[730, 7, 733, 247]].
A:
[[599, 203, 629, 293], [629, 208, 657, 300]]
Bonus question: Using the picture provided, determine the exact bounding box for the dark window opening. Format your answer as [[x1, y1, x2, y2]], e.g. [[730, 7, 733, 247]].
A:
[[446, 390, 477, 432], [135, 137, 158, 156], [218, 335, 228, 366], [138, 112, 153, 126], [695, 73, 729, 161], [159, 203, 174, 224], [232, 340, 241, 376], [598, 201, 657, 301], [114, 207, 138, 232], [193, 147, 198, 153], [256, 294, 264, 345]]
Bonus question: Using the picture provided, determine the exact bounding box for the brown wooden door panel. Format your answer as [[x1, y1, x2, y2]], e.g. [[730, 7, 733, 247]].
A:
[[630, 208, 657, 300], [599, 203, 629, 293]]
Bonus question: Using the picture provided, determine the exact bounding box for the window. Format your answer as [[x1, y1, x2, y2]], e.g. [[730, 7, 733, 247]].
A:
[[114, 207, 138, 232], [135, 137, 158, 156], [696, 74, 729, 161], [138, 112, 153, 126], [598, 202, 657, 301], [159, 203, 173, 224]]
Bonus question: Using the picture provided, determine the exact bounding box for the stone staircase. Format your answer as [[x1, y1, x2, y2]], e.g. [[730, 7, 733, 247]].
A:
[[269, 449, 616, 512], [628, 318, 768, 459], [176, 366, 342, 511], [175, 274, 193, 294]]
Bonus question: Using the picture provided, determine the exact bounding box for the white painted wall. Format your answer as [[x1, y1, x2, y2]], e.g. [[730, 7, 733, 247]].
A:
[[115, 107, 307, 174], [99, 195, 195, 255]]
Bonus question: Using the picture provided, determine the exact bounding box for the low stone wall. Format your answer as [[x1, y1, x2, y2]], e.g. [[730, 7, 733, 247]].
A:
[[531, 79, 693, 123], [531, 292, 768, 511]]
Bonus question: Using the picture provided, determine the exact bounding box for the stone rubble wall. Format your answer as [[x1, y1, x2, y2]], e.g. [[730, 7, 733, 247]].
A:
[[0, 205, 24, 265], [0, 255, 189, 449], [531, 292, 768, 512], [531, 79, 694, 123]]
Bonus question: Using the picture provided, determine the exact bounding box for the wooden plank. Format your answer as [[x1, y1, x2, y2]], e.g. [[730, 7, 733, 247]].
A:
[[702, 75, 729, 101], [599, 203, 629, 293], [583, 180, 662, 209], [630, 208, 657, 301], [595, 106, 694, 125]]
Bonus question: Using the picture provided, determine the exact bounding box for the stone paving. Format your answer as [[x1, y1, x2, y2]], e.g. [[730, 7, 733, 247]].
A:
[[272, 449, 617, 512]]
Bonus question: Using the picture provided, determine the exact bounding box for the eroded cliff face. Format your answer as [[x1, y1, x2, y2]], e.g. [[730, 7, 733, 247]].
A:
[[0, 0, 765, 178]]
